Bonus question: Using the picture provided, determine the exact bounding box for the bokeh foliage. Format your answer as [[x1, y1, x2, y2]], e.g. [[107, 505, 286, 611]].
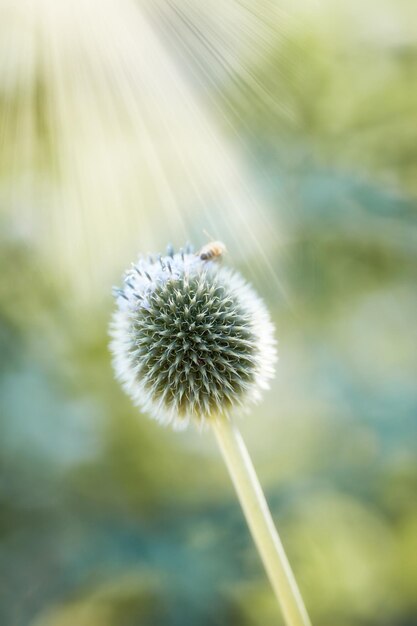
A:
[[0, 1, 416, 625]]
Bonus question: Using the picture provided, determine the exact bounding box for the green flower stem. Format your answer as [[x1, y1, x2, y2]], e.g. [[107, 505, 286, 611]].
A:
[[212, 416, 312, 626]]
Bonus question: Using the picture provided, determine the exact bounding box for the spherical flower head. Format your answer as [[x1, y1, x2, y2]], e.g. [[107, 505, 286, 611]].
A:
[[110, 245, 276, 429]]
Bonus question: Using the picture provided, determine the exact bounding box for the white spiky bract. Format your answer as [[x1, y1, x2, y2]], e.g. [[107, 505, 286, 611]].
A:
[[110, 245, 276, 429]]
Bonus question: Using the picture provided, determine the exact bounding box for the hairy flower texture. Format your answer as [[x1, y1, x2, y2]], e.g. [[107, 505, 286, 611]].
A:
[[110, 245, 276, 429]]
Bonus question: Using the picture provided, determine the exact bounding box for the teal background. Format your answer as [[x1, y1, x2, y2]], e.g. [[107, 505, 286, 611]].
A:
[[0, 1, 416, 624]]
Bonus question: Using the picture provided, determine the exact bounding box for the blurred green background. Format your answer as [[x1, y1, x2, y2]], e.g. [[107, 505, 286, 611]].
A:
[[0, 1, 416, 625]]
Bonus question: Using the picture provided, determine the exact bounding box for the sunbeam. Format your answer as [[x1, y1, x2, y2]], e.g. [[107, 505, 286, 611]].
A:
[[0, 0, 288, 303]]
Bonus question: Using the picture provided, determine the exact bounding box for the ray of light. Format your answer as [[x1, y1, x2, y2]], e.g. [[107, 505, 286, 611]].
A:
[[0, 0, 290, 304]]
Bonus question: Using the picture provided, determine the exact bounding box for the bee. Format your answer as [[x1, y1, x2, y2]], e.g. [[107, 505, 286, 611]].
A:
[[197, 240, 226, 261]]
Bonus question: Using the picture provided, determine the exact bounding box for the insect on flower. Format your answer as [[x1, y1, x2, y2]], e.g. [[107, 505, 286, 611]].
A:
[[109, 243, 276, 429], [108, 245, 311, 626], [197, 240, 226, 261]]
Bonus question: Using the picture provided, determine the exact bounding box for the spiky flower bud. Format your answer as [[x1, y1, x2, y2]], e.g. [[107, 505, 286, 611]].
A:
[[110, 245, 276, 429]]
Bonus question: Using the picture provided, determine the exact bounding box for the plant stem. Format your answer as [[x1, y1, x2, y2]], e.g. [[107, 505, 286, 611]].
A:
[[212, 416, 312, 626]]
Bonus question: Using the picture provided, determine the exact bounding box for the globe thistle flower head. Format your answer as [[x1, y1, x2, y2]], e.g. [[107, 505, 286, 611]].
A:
[[110, 244, 276, 429]]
